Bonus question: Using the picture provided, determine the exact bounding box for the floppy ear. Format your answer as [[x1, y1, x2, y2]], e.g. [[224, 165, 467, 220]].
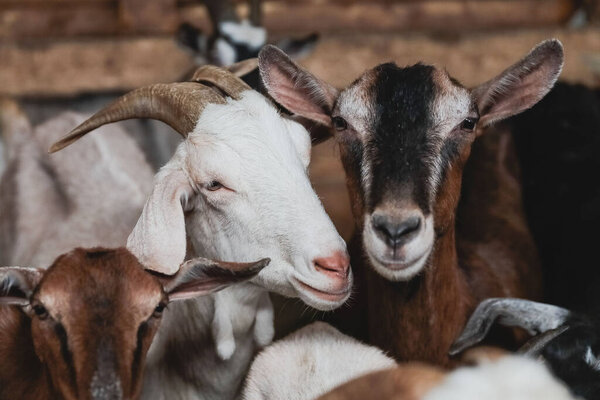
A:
[[127, 167, 193, 275], [259, 45, 338, 129], [0, 267, 44, 306], [473, 39, 564, 127], [161, 257, 270, 301]]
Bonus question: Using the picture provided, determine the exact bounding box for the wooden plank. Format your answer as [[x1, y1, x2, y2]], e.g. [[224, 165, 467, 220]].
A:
[[258, 0, 576, 33], [0, 4, 119, 39], [0, 37, 193, 97], [0, 0, 576, 39], [119, 0, 178, 33]]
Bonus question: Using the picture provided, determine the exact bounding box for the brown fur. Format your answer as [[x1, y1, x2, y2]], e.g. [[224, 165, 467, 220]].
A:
[[359, 127, 541, 366], [0, 248, 165, 400]]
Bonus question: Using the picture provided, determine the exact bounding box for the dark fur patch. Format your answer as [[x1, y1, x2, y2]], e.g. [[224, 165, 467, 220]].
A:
[[367, 63, 437, 212]]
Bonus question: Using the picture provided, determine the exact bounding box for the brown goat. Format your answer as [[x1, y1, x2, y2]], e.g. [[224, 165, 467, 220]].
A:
[[258, 40, 563, 365], [0, 247, 267, 400]]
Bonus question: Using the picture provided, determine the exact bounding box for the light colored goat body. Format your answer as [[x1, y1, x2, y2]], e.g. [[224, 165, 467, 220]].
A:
[[242, 322, 397, 400], [317, 354, 576, 400]]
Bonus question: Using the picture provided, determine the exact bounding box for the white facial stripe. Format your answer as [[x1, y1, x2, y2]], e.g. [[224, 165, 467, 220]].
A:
[[426, 76, 472, 195], [219, 21, 266, 49]]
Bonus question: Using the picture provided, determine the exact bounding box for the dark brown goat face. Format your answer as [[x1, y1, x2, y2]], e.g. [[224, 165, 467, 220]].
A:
[[259, 40, 563, 281], [0, 248, 268, 400]]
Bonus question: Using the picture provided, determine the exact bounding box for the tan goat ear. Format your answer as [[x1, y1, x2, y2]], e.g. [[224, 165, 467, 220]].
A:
[[162, 257, 270, 301], [473, 39, 564, 127], [0, 267, 44, 306], [127, 168, 193, 275], [259, 45, 338, 133]]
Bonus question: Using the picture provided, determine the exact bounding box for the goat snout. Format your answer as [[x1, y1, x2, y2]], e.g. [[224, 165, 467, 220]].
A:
[[313, 252, 350, 280], [372, 214, 422, 248]]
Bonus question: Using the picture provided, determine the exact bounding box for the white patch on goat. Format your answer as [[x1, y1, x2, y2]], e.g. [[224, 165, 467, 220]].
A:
[[427, 76, 472, 195], [424, 356, 575, 400], [219, 20, 266, 49], [214, 38, 237, 66], [212, 290, 236, 360], [585, 347, 600, 371], [241, 322, 396, 400]]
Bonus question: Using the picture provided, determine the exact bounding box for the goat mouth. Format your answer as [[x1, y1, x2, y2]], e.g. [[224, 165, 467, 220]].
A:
[[293, 278, 351, 303]]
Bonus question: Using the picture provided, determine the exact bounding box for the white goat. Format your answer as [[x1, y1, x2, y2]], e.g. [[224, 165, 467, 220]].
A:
[[242, 322, 397, 400], [242, 321, 575, 400], [50, 65, 352, 400], [0, 99, 154, 267], [317, 352, 576, 400]]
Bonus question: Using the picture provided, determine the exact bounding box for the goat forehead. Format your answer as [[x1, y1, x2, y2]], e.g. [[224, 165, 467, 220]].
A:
[[38, 248, 161, 314], [189, 95, 307, 174]]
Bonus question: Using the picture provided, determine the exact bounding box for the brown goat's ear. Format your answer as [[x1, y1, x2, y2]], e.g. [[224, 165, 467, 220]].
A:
[[473, 39, 563, 128], [162, 257, 270, 301], [259, 45, 338, 130], [0, 267, 44, 306], [127, 167, 193, 276]]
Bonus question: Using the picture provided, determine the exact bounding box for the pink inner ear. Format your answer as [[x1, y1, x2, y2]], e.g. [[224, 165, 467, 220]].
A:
[[268, 66, 333, 126]]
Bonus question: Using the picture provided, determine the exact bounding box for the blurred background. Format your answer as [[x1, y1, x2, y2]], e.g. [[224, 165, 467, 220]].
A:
[[1, 0, 599, 240]]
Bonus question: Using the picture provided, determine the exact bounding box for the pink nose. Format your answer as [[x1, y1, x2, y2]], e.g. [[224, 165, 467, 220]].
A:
[[313, 252, 350, 279]]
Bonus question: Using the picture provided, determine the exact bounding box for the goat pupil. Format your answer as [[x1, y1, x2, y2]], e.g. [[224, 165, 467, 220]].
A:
[[332, 116, 348, 131], [207, 181, 223, 191], [153, 303, 166, 317], [34, 305, 48, 318], [461, 118, 476, 131]]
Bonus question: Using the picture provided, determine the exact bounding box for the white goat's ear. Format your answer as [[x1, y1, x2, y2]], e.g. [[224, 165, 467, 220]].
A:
[[259, 45, 338, 129], [0, 267, 43, 306], [127, 168, 193, 275], [473, 39, 563, 128], [162, 257, 270, 301]]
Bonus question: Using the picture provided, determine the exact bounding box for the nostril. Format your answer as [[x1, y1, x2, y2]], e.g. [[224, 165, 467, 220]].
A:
[[373, 215, 422, 246], [313, 253, 350, 279]]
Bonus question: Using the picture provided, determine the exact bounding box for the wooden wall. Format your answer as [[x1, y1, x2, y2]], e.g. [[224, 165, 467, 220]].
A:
[[0, 0, 583, 39], [0, 0, 596, 97]]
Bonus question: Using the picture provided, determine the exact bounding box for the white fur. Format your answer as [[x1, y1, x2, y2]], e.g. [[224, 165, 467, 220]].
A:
[[0, 110, 154, 267], [135, 91, 350, 399], [214, 38, 238, 67], [219, 20, 266, 49], [242, 322, 396, 400], [362, 214, 435, 281], [424, 356, 576, 400], [585, 347, 600, 371]]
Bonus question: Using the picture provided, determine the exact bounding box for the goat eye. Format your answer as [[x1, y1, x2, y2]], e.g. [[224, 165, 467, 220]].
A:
[[332, 116, 348, 131], [33, 304, 49, 320], [206, 181, 223, 191], [461, 118, 477, 131], [153, 302, 166, 318]]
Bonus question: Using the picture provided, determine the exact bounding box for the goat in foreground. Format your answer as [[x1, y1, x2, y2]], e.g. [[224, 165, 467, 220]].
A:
[[50, 65, 350, 399], [0, 247, 267, 400], [242, 322, 574, 400], [242, 322, 396, 400], [316, 350, 575, 400], [450, 298, 600, 399], [259, 40, 563, 364]]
